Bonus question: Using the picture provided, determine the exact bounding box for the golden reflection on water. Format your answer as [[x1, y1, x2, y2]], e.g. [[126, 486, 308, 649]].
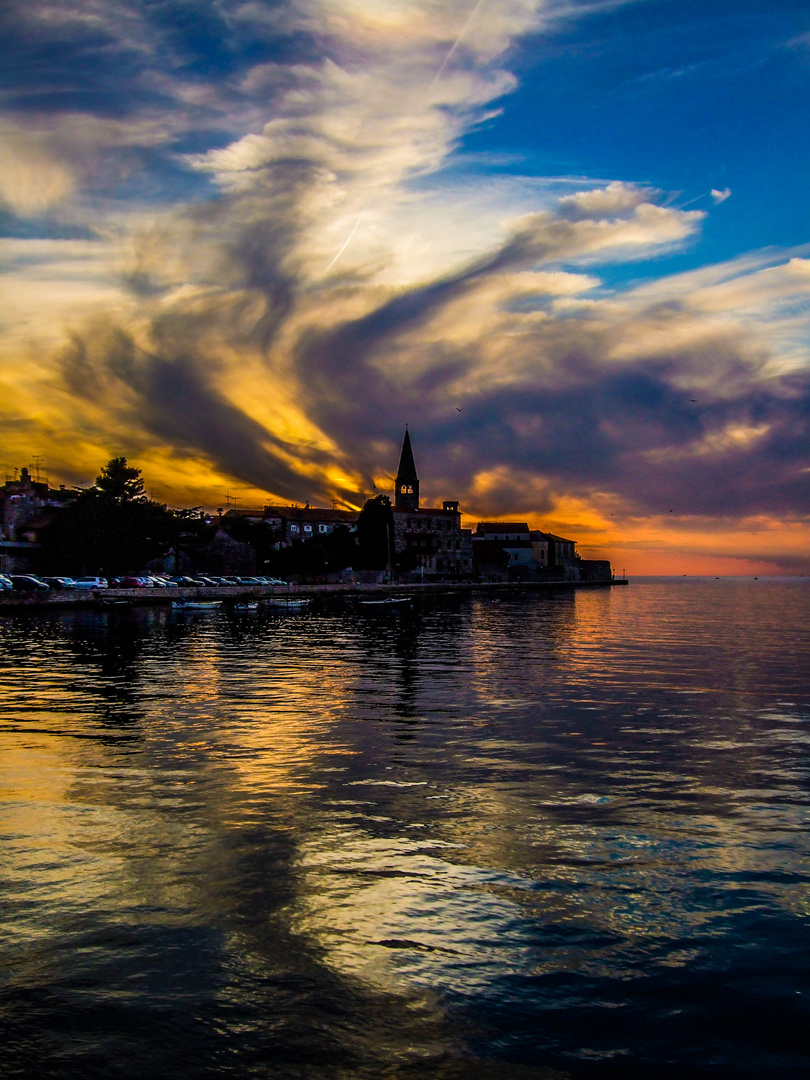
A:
[[1, 584, 809, 1076]]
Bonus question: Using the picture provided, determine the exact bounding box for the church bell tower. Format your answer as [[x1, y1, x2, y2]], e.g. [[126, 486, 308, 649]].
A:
[[395, 427, 420, 510]]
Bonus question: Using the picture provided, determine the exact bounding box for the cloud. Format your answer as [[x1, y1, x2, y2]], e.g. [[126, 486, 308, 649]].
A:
[[711, 187, 731, 204], [0, 125, 76, 216], [558, 181, 659, 220], [0, 0, 808, 573]]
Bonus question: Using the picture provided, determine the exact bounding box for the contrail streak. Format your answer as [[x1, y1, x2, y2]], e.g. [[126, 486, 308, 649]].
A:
[[323, 1, 485, 274], [428, 0, 485, 96], [324, 208, 366, 273]]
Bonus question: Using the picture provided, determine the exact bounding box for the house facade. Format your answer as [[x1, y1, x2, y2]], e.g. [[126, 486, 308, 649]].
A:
[[223, 505, 359, 546], [472, 521, 579, 580]]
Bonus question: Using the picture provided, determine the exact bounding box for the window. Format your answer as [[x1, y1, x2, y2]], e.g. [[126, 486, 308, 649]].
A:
[[290, 524, 299, 533], [304, 524, 312, 533], [319, 524, 329, 533]]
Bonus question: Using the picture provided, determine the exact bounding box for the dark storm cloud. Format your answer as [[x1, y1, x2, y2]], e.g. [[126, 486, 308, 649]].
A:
[[60, 321, 334, 502], [464, 363, 810, 519], [291, 212, 609, 461], [6, 0, 809, 546], [292, 238, 810, 522]]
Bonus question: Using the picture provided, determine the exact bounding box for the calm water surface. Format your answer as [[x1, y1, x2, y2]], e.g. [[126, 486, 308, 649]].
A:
[[1, 579, 809, 1079]]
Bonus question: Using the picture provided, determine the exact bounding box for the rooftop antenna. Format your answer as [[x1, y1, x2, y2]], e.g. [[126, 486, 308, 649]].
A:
[[226, 490, 242, 508], [32, 455, 45, 483]]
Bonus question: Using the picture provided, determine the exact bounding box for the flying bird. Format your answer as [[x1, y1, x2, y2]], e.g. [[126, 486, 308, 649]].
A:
[[456, 408, 463, 412]]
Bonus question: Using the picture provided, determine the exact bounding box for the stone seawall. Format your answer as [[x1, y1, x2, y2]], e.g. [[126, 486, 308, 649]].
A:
[[0, 579, 626, 609]]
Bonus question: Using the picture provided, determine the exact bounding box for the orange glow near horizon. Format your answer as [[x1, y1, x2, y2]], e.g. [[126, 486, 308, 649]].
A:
[[1, 424, 807, 573], [459, 506, 810, 576]]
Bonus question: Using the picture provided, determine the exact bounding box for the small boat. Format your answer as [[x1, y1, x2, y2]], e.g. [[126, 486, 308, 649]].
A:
[[359, 596, 413, 606], [232, 601, 259, 611], [264, 598, 310, 609], [172, 599, 221, 610]]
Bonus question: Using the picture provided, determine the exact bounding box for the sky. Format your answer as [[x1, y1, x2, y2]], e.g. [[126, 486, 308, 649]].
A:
[[1, 0, 809, 574]]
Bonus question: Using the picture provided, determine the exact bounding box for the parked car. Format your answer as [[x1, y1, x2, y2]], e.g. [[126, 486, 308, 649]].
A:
[[264, 578, 288, 586], [169, 576, 206, 587], [73, 576, 108, 589], [10, 575, 50, 592], [235, 577, 262, 586], [41, 577, 76, 589], [113, 576, 149, 588], [0, 574, 13, 590]]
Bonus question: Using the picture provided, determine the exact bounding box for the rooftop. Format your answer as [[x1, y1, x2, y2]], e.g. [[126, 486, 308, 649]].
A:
[[476, 522, 531, 534], [223, 505, 358, 523]]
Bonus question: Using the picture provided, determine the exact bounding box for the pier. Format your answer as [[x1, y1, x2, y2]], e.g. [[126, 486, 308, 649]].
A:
[[0, 578, 627, 609]]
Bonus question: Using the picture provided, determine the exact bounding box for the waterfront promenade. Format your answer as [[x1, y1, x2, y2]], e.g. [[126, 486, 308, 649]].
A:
[[0, 578, 626, 608]]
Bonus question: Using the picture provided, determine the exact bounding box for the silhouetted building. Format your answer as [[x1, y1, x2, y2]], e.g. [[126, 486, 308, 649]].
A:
[[270, 506, 358, 544], [579, 559, 612, 582], [471, 540, 511, 581], [391, 430, 472, 578], [542, 533, 578, 579], [474, 521, 541, 575], [395, 427, 420, 510], [476, 522, 531, 541], [224, 505, 359, 546], [0, 467, 76, 573], [472, 521, 579, 580], [200, 530, 257, 575]]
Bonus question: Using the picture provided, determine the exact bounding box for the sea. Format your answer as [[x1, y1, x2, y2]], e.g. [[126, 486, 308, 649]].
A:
[[1, 577, 809, 1080]]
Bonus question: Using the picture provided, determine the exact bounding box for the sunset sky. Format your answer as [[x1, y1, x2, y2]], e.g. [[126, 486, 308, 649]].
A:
[[1, 0, 809, 573]]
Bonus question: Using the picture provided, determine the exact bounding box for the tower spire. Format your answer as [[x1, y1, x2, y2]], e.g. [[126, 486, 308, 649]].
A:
[[395, 427, 419, 510]]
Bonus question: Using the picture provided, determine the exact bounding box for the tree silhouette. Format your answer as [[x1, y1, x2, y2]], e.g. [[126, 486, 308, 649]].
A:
[[37, 457, 205, 576], [357, 495, 395, 571], [95, 457, 147, 502]]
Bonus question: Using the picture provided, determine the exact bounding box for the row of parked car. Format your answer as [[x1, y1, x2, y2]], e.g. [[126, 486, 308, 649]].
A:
[[0, 574, 289, 592]]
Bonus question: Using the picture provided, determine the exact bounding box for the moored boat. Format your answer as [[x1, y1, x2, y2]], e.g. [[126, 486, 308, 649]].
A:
[[172, 599, 221, 610], [359, 596, 412, 606]]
